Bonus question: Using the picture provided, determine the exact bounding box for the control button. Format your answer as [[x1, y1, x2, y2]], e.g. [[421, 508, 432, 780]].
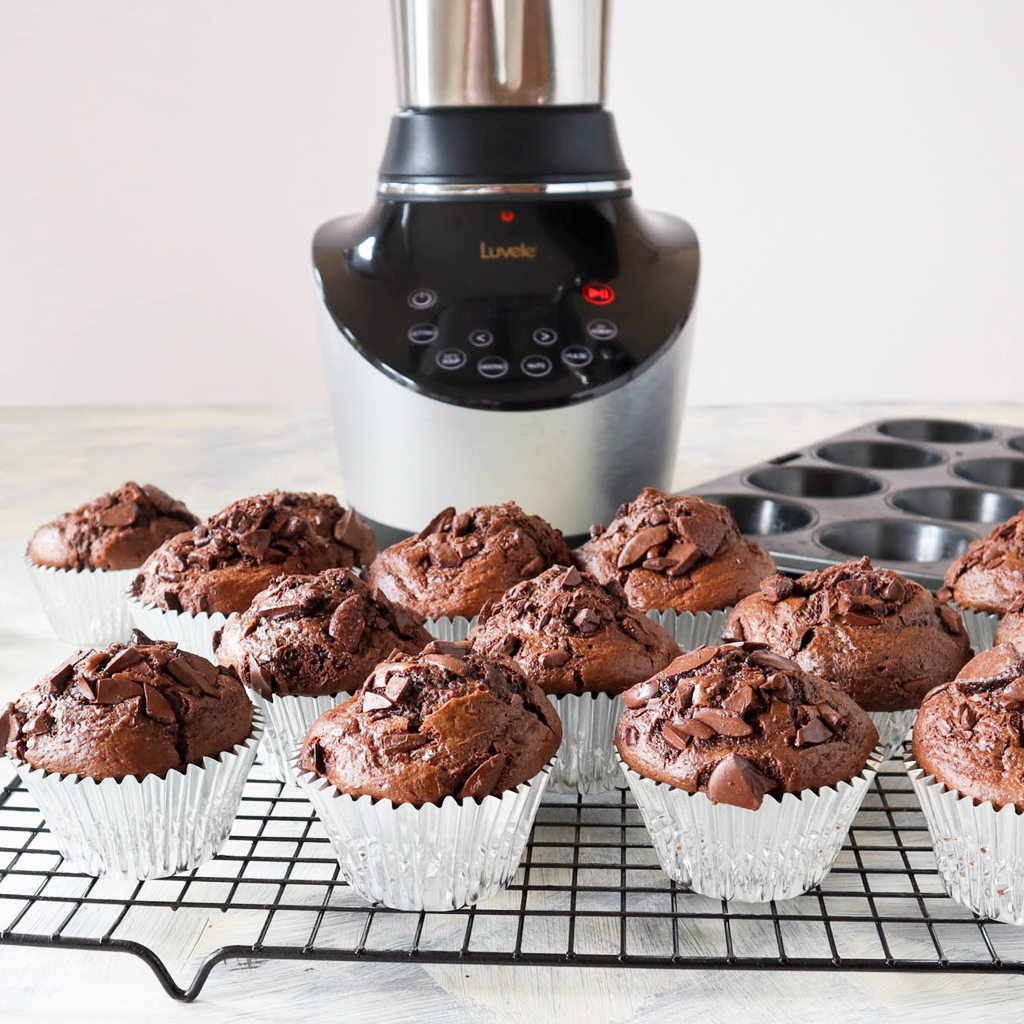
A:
[[583, 282, 615, 305], [561, 345, 593, 369], [477, 356, 509, 379], [521, 354, 553, 378], [469, 329, 494, 347], [586, 319, 618, 340], [435, 348, 467, 371], [408, 323, 439, 344], [532, 327, 558, 346], [407, 288, 438, 310]]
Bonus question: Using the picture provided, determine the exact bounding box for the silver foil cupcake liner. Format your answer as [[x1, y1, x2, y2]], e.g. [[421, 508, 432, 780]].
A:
[[547, 692, 627, 794], [125, 595, 228, 662], [424, 615, 477, 642], [620, 746, 882, 902], [10, 710, 263, 880], [869, 708, 918, 763], [293, 756, 553, 911], [645, 608, 732, 651], [26, 554, 135, 646], [954, 606, 1002, 654], [907, 758, 1024, 924], [248, 690, 352, 784]]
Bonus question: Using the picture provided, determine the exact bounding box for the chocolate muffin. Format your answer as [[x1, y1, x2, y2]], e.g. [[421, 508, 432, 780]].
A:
[[364, 502, 572, 621], [724, 558, 971, 712], [28, 482, 198, 571], [573, 488, 775, 613], [133, 491, 376, 615], [299, 640, 562, 805], [214, 569, 430, 698], [615, 643, 878, 809], [912, 644, 1024, 810], [942, 510, 1024, 614], [0, 632, 253, 781], [995, 595, 1024, 649], [468, 565, 680, 695]]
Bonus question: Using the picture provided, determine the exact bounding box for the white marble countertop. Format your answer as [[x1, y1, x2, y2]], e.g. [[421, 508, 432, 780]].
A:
[[2, 401, 1023, 1023]]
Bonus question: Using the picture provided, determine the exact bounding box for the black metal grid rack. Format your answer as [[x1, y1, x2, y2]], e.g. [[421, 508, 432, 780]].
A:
[[2, 752, 1024, 1002]]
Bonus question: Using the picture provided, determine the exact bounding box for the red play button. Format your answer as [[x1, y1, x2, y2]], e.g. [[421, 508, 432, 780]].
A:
[[582, 282, 615, 305]]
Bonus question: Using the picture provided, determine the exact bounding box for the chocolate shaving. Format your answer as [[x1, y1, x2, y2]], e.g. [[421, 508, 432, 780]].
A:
[[458, 753, 507, 800]]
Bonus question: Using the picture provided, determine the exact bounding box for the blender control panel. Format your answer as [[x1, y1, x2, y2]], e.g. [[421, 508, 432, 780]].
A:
[[314, 198, 698, 411]]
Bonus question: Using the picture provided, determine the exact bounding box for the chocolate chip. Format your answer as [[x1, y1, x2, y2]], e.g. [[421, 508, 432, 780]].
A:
[[362, 690, 393, 712], [94, 677, 144, 704], [161, 590, 182, 612], [665, 541, 702, 577], [760, 575, 795, 602], [104, 647, 144, 674], [458, 753, 507, 800], [521, 555, 547, 577], [617, 525, 671, 569], [937, 602, 963, 635], [843, 612, 878, 627], [416, 506, 455, 540], [675, 516, 728, 558], [538, 649, 570, 669], [882, 579, 906, 603], [96, 500, 138, 528], [642, 557, 676, 572], [661, 721, 694, 749], [182, 651, 220, 690], [794, 717, 833, 747], [424, 640, 471, 658], [957, 702, 977, 729], [76, 678, 96, 700], [667, 716, 714, 740], [816, 702, 843, 729], [668, 647, 719, 675], [451, 511, 473, 536], [238, 528, 272, 560], [723, 685, 755, 717], [0, 704, 13, 749], [424, 652, 472, 675], [334, 508, 373, 552], [573, 608, 602, 635], [143, 684, 175, 722], [22, 713, 51, 736], [259, 601, 303, 620], [429, 542, 462, 568], [958, 645, 1024, 686], [390, 603, 423, 638], [747, 649, 797, 672], [623, 678, 660, 708], [691, 706, 754, 737], [246, 655, 272, 698], [384, 673, 411, 702], [328, 595, 365, 653], [380, 732, 430, 755], [706, 754, 776, 810], [309, 739, 326, 774], [141, 483, 174, 512], [561, 565, 583, 588], [167, 656, 210, 694]]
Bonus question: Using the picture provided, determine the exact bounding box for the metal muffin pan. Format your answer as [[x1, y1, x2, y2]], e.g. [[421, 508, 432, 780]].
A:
[[690, 417, 1024, 590]]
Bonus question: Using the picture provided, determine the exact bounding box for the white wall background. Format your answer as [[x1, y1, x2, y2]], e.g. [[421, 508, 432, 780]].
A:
[[1, 0, 1022, 407]]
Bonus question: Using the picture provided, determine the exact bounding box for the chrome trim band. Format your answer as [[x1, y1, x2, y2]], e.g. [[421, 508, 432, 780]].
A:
[[377, 178, 631, 198]]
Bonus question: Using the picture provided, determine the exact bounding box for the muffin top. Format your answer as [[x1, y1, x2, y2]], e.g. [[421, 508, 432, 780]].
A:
[[0, 631, 253, 781], [724, 558, 972, 711], [364, 501, 572, 621], [214, 568, 431, 698], [28, 482, 198, 571], [912, 644, 1024, 811], [573, 488, 775, 613], [132, 491, 377, 616], [299, 640, 562, 806], [615, 643, 878, 809], [942, 510, 1024, 614], [995, 593, 1024, 650], [468, 564, 681, 696]]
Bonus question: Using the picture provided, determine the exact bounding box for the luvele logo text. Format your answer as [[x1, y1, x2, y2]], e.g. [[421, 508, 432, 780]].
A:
[[479, 241, 538, 260]]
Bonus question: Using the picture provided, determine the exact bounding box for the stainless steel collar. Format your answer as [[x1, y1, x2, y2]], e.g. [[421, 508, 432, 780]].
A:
[[377, 178, 631, 198]]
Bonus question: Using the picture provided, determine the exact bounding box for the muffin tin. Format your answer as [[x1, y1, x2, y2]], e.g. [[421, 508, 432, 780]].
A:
[[691, 417, 1024, 590]]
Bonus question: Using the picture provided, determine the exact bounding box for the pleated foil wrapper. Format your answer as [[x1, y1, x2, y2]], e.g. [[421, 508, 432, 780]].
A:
[[11, 710, 263, 880], [954, 606, 1002, 654], [26, 554, 135, 646], [125, 595, 228, 662], [248, 690, 351, 784], [547, 692, 627, 794], [292, 757, 553, 911], [645, 608, 732, 651], [620, 746, 883, 902], [869, 708, 918, 763], [906, 758, 1024, 924], [424, 616, 477, 642]]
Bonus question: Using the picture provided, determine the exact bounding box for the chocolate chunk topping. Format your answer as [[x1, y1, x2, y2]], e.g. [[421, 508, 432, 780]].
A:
[[104, 647, 144, 674], [328, 595, 365, 652], [309, 739, 326, 774], [416, 506, 455, 540], [661, 721, 697, 748], [691, 706, 754, 737], [617, 525, 671, 569], [76, 678, 96, 700], [794, 718, 833, 747], [384, 673, 411, 702], [424, 640, 471, 658], [458, 753, 507, 800], [143, 684, 175, 722], [760, 575, 795, 602], [379, 731, 430, 755], [538, 649, 571, 669], [623, 679, 660, 709], [706, 754, 777, 810], [362, 690, 393, 712], [129, 628, 153, 645], [561, 565, 583, 588], [573, 607, 602, 634], [423, 653, 471, 675], [95, 500, 138, 528], [667, 716, 715, 740], [675, 516, 728, 558], [259, 601, 303, 620], [246, 654, 272, 699], [93, 677, 144, 704], [669, 647, 720, 676]]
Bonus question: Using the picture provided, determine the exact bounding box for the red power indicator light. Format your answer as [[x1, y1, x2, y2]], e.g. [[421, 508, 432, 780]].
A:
[[499, 210, 515, 223], [583, 282, 615, 304]]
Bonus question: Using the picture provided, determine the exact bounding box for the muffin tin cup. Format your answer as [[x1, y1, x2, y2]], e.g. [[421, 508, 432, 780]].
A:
[[619, 746, 883, 903], [906, 757, 1024, 925], [869, 709, 918, 763], [546, 692, 627, 795], [248, 690, 353, 785], [25, 554, 135, 646], [423, 616, 477, 642], [125, 595, 228, 663], [645, 608, 732, 651], [291, 756, 553, 912], [954, 606, 1002, 654], [9, 709, 263, 880]]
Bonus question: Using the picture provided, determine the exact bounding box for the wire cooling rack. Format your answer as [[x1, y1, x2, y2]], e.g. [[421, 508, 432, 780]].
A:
[[2, 752, 1023, 1002]]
